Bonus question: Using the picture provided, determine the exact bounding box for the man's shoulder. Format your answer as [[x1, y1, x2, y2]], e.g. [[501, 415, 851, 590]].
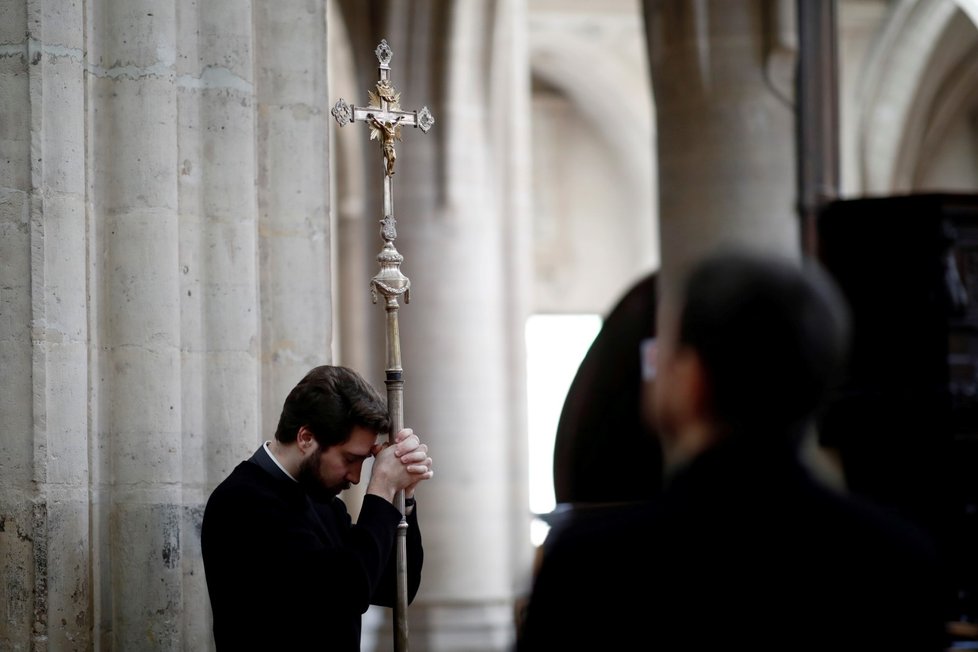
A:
[[209, 459, 264, 491], [201, 460, 296, 549], [203, 460, 280, 513]]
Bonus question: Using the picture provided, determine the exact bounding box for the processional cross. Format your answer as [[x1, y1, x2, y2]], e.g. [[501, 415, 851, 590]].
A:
[[330, 39, 434, 652]]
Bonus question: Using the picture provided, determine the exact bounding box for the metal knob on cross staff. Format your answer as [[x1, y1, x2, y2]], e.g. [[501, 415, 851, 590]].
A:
[[331, 39, 434, 652]]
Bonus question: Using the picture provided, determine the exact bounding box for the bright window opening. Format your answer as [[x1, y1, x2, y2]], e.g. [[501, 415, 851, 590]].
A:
[[525, 313, 602, 547]]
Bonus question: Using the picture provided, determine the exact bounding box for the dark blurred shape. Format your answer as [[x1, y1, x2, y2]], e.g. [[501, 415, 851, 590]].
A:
[[519, 250, 947, 652], [816, 192, 978, 625], [551, 271, 662, 505]]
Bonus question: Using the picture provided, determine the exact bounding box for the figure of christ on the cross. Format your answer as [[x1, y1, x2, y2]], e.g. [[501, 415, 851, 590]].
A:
[[370, 114, 404, 177]]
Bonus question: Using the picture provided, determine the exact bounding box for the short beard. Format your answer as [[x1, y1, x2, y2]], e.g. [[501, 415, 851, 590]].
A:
[[297, 452, 345, 502]]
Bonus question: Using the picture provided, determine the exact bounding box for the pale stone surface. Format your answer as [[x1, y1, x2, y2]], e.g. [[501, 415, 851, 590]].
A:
[[177, 32, 261, 488], [255, 0, 333, 438], [2, 0, 92, 649], [37, 343, 88, 485], [916, 114, 978, 190], [0, 501, 39, 650], [838, 0, 890, 196], [43, 493, 92, 650], [493, 0, 537, 617], [529, 0, 658, 314], [108, 501, 184, 648], [89, 4, 185, 648], [0, 190, 32, 492], [646, 0, 800, 288], [855, 0, 961, 193]]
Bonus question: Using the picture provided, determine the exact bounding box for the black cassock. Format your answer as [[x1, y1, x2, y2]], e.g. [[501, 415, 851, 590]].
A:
[[201, 445, 422, 651], [519, 434, 946, 651]]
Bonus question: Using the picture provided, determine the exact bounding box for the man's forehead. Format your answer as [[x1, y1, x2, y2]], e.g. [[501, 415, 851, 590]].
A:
[[340, 427, 380, 455]]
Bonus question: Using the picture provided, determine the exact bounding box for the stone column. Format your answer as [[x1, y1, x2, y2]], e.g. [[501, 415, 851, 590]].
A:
[[492, 0, 536, 616], [88, 0, 185, 647], [1, 0, 92, 648], [2, 0, 336, 648], [644, 0, 800, 287], [175, 0, 261, 646], [328, 0, 385, 382], [255, 0, 334, 436]]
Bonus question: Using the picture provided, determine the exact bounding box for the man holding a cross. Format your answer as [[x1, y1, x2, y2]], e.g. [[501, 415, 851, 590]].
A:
[[200, 365, 434, 651]]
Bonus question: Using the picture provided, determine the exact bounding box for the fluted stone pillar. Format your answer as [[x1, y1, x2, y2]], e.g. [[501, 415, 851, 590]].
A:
[[89, 1, 186, 646], [1, 0, 92, 649], [175, 0, 262, 645], [255, 1, 334, 434], [1, 0, 334, 648], [644, 0, 800, 286], [493, 0, 536, 621], [329, 0, 384, 382]]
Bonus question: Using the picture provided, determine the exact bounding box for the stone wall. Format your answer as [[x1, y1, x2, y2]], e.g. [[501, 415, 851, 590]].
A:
[[0, 1, 332, 648]]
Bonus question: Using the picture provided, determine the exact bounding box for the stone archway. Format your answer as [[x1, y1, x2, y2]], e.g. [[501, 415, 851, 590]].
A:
[[529, 16, 658, 315], [911, 20, 978, 191], [856, 0, 976, 193]]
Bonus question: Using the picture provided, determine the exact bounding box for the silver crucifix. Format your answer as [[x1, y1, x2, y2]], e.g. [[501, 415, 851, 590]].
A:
[[332, 38, 434, 214]]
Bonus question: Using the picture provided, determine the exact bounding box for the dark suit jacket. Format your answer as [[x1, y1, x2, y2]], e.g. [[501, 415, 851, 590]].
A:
[[201, 446, 423, 651], [518, 435, 947, 651]]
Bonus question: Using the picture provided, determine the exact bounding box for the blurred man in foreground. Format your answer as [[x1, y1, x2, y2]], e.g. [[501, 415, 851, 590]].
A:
[[518, 250, 945, 651]]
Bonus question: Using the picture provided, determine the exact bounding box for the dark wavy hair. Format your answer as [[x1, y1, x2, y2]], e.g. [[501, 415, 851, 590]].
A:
[[274, 365, 391, 448]]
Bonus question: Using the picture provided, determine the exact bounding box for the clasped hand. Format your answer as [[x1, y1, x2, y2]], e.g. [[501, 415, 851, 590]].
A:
[[368, 428, 433, 502]]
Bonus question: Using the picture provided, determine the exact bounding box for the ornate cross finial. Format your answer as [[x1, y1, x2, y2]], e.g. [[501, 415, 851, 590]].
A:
[[331, 39, 435, 309], [331, 40, 434, 179], [375, 39, 393, 66]]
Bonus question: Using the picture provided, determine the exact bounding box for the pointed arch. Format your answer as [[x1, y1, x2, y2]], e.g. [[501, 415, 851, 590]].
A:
[[857, 0, 977, 192]]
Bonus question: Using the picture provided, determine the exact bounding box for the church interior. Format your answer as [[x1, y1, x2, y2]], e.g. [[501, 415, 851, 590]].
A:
[[3, 0, 978, 649]]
